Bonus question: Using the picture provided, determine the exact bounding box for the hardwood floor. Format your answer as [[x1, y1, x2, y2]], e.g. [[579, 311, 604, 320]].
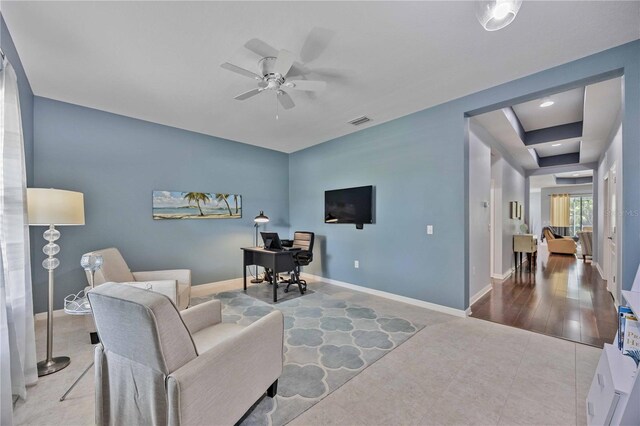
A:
[[471, 247, 618, 347]]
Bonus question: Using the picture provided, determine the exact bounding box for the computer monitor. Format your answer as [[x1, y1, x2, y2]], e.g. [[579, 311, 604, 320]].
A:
[[260, 232, 283, 250]]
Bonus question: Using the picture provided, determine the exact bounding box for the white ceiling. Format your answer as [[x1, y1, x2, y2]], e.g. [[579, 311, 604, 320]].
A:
[[2, 1, 639, 153], [512, 87, 584, 132], [535, 140, 581, 158], [530, 170, 593, 190], [472, 76, 622, 171]]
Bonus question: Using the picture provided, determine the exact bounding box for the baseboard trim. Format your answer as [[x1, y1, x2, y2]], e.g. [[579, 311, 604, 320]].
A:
[[491, 271, 512, 281], [594, 262, 605, 280], [301, 273, 468, 318], [34, 309, 65, 320], [470, 283, 493, 306], [190, 278, 245, 297]]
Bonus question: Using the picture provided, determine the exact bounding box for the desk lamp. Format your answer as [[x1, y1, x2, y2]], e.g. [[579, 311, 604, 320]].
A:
[[27, 188, 85, 376], [252, 211, 269, 283]]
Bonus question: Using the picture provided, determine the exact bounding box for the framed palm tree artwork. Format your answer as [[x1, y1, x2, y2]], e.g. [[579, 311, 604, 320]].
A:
[[152, 191, 242, 219]]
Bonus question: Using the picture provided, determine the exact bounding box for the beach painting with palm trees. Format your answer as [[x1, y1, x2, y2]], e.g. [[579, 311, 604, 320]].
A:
[[152, 191, 242, 219]]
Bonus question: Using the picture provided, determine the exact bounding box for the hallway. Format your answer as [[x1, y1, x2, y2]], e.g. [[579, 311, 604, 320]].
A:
[[471, 247, 618, 347]]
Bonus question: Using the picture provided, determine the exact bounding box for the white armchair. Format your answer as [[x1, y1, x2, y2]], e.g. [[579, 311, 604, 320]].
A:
[[88, 283, 284, 425], [83, 247, 191, 310]]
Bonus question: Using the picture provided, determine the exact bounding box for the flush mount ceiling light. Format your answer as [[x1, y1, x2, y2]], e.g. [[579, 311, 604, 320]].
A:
[[476, 0, 523, 31], [540, 99, 555, 108]]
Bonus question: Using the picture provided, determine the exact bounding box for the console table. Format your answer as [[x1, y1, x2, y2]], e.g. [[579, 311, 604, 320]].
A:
[[513, 234, 537, 271]]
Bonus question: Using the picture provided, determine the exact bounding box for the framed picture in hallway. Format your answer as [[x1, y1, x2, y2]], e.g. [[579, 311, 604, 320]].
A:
[[518, 203, 523, 220], [510, 201, 518, 219], [152, 191, 242, 220]]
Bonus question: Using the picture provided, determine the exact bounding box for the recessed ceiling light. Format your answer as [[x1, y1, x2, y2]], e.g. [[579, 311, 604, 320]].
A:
[[476, 0, 523, 31], [552, 143, 562, 147], [540, 100, 555, 108]]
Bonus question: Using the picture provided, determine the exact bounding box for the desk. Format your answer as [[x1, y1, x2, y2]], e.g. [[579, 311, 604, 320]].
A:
[[242, 247, 297, 302]]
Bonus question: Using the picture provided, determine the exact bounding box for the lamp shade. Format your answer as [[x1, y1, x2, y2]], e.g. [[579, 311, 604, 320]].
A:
[[27, 188, 85, 226], [254, 211, 269, 223]]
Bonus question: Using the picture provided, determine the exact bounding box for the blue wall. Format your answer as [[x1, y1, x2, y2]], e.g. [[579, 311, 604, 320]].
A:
[[290, 40, 640, 311], [290, 105, 467, 310], [33, 98, 289, 312], [1, 14, 34, 185]]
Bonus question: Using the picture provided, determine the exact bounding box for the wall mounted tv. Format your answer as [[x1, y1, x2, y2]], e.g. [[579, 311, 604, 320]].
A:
[[325, 185, 374, 229]]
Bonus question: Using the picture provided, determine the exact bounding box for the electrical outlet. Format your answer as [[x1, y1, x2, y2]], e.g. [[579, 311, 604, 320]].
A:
[[354, 260, 359, 269], [427, 225, 433, 235]]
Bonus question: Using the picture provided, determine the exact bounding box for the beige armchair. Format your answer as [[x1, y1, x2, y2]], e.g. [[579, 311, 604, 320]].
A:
[[88, 283, 284, 426], [84, 247, 191, 310], [543, 228, 577, 255]]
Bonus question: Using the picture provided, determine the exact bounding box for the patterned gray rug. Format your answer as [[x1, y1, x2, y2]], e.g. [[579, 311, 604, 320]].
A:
[[192, 289, 423, 425]]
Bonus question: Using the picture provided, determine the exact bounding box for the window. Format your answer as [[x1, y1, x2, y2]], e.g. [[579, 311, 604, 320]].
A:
[[569, 195, 593, 237]]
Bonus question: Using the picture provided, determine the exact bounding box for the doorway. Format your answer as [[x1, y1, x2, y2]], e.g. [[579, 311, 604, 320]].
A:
[[604, 164, 618, 305]]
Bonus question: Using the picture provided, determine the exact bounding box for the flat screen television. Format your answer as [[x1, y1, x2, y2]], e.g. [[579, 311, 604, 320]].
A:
[[324, 185, 373, 226]]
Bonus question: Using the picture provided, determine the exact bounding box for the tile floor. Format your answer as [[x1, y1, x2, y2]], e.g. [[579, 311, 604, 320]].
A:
[[14, 280, 600, 425]]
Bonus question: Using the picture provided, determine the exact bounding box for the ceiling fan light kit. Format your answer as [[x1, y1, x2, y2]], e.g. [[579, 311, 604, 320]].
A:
[[221, 47, 327, 118], [476, 0, 523, 31]]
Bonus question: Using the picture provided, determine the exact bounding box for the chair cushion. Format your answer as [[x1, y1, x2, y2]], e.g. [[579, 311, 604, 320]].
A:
[[191, 323, 245, 354]]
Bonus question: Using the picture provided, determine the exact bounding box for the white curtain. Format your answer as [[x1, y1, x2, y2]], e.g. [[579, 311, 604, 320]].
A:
[[550, 193, 570, 227], [0, 57, 38, 425]]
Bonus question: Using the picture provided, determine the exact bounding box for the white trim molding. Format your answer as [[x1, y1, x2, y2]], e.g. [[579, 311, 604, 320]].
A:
[[302, 273, 468, 318], [491, 271, 512, 281], [594, 262, 606, 280], [470, 283, 493, 306], [190, 278, 244, 297], [34, 309, 65, 321]]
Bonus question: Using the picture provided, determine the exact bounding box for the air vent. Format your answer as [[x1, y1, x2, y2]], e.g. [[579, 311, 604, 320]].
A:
[[348, 116, 372, 126]]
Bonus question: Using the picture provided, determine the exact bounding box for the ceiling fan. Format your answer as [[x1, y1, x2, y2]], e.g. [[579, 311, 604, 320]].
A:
[[221, 48, 327, 115]]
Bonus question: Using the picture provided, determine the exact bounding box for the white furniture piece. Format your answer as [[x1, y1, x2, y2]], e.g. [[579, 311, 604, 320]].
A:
[[513, 234, 537, 271], [88, 283, 284, 425], [84, 247, 191, 310], [586, 266, 640, 425]]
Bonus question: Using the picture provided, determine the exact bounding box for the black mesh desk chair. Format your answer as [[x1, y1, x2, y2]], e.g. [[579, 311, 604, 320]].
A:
[[283, 231, 315, 294]]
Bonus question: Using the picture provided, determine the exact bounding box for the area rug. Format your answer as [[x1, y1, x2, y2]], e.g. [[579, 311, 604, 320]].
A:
[[243, 281, 315, 304], [191, 289, 423, 425]]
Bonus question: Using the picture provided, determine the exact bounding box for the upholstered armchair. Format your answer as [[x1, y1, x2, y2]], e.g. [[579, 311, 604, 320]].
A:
[[88, 283, 284, 426], [578, 231, 593, 262], [83, 247, 191, 310], [543, 228, 577, 255]]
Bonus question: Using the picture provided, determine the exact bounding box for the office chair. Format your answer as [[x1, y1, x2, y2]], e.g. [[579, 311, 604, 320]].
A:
[[284, 231, 315, 294]]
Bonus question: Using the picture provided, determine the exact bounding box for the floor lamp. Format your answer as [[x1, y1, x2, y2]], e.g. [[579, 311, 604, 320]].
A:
[[27, 188, 85, 376], [252, 211, 269, 283]]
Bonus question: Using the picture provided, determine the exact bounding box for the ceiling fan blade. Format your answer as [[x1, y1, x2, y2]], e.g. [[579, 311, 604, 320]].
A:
[[300, 27, 335, 63], [244, 38, 279, 58], [283, 80, 326, 92], [278, 91, 295, 110], [234, 88, 263, 100], [221, 62, 262, 81], [274, 49, 295, 76]]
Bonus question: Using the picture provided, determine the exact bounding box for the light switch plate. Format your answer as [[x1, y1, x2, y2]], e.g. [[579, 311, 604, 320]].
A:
[[354, 260, 359, 269], [427, 225, 433, 235]]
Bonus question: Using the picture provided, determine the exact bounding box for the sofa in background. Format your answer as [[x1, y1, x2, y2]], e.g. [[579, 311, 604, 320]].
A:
[[543, 228, 577, 255]]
